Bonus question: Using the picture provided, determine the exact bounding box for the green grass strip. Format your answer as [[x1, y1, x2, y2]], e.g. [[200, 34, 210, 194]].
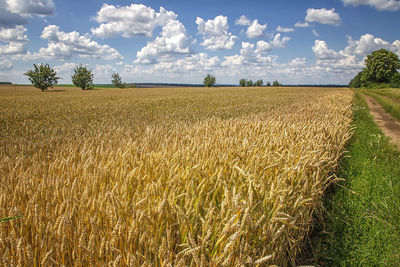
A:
[[313, 92, 400, 266], [363, 90, 400, 122], [0, 215, 21, 222]]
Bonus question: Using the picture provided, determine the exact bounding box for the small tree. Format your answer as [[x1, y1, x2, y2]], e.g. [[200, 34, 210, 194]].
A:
[[272, 80, 281, 86], [203, 74, 216, 87], [255, 79, 263, 87], [246, 80, 253, 87], [24, 63, 59, 92], [266, 81, 271, 86], [72, 65, 94, 90], [390, 73, 400, 88], [111, 72, 127, 89], [239, 79, 247, 87]]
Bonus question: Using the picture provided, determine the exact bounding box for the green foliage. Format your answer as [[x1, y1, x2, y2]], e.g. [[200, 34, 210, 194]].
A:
[[24, 63, 60, 92], [362, 49, 400, 84], [314, 92, 400, 266], [0, 216, 21, 222], [266, 81, 271, 86], [390, 73, 400, 88], [246, 80, 253, 87], [111, 73, 127, 89], [203, 74, 216, 87], [255, 79, 263, 87], [272, 80, 281, 86], [239, 78, 246, 87], [349, 71, 363, 88], [72, 65, 94, 90]]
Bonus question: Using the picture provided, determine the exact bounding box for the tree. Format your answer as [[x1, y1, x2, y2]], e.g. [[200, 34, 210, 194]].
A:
[[361, 49, 400, 84], [111, 73, 127, 88], [272, 80, 281, 86], [239, 79, 247, 87], [72, 65, 94, 90], [255, 80, 263, 87], [24, 63, 59, 92], [349, 71, 363, 88], [266, 81, 271, 86], [246, 80, 253, 87], [203, 74, 216, 87], [390, 73, 400, 88]]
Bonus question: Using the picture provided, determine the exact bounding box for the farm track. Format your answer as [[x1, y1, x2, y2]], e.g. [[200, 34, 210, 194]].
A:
[[363, 94, 400, 146]]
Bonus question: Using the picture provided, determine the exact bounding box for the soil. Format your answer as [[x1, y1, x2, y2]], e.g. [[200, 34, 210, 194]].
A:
[[363, 94, 400, 147]]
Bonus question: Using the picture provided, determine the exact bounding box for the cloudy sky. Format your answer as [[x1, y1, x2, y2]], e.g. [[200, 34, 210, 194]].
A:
[[0, 0, 400, 85]]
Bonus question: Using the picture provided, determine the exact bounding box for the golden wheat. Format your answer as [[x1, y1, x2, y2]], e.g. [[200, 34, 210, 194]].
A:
[[0, 86, 353, 266]]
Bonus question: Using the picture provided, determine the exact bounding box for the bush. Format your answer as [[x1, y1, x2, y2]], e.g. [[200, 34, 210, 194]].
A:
[[246, 80, 253, 87], [239, 79, 246, 87], [72, 65, 94, 90], [24, 63, 59, 92], [255, 80, 263, 87]]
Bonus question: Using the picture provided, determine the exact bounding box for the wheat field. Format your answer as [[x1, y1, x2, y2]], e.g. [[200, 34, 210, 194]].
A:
[[0, 86, 353, 266]]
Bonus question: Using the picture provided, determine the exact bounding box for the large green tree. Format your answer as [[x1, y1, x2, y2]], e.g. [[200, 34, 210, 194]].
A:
[[361, 49, 400, 84], [25, 63, 60, 92], [72, 65, 94, 90]]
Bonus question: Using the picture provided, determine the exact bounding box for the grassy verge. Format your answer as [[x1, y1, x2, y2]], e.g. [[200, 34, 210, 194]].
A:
[[313, 92, 400, 266], [363, 90, 400, 121]]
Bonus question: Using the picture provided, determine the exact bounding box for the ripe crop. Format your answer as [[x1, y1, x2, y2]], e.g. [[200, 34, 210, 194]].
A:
[[0, 86, 353, 266]]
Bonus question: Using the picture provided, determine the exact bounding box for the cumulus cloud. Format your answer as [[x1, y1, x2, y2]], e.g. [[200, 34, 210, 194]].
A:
[[342, 33, 397, 55], [246, 19, 267, 38], [235, 15, 251, 26], [294, 21, 310, 28], [276, 26, 294, 33], [196, 15, 237, 50], [289, 57, 307, 67], [305, 8, 341, 25], [5, 0, 55, 16], [0, 25, 28, 55], [91, 4, 177, 38], [342, 0, 400, 11], [0, 59, 12, 71], [24, 25, 122, 60], [135, 20, 190, 64], [255, 40, 272, 53], [222, 42, 275, 66], [54, 62, 76, 76], [0, 25, 28, 42], [313, 40, 341, 60], [271, 33, 290, 48]]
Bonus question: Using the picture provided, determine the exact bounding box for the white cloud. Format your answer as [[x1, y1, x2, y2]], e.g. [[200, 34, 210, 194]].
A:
[[342, 33, 395, 55], [5, 0, 55, 16], [294, 21, 310, 28], [313, 40, 341, 60], [0, 59, 12, 71], [271, 33, 290, 48], [276, 26, 294, 33], [135, 20, 190, 64], [196, 15, 237, 50], [305, 8, 341, 25], [235, 15, 251, 26], [24, 25, 122, 60], [54, 62, 76, 76], [246, 19, 267, 38], [0, 25, 28, 42], [222, 42, 275, 66], [312, 29, 320, 37], [255, 40, 272, 53], [91, 4, 177, 38], [289, 57, 307, 67], [93, 64, 116, 83], [0, 25, 28, 55], [342, 0, 400, 11], [0, 41, 26, 55]]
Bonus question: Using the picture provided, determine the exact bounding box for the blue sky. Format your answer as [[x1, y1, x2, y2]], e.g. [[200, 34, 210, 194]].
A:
[[0, 0, 400, 85]]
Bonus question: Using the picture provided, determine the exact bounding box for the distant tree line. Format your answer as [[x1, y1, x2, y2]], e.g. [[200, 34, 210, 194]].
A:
[[25, 63, 129, 91], [349, 49, 400, 89], [239, 79, 281, 87]]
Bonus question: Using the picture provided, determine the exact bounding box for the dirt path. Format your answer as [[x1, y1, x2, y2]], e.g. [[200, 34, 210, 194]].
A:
[[363, 94, 400, 146]]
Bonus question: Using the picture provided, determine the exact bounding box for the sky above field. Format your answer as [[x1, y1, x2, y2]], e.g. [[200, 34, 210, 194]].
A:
[[0, 0, 400, 85]]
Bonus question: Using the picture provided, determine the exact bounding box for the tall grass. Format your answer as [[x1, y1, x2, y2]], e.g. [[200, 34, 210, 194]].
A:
[[0, 86, 353, 266]]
